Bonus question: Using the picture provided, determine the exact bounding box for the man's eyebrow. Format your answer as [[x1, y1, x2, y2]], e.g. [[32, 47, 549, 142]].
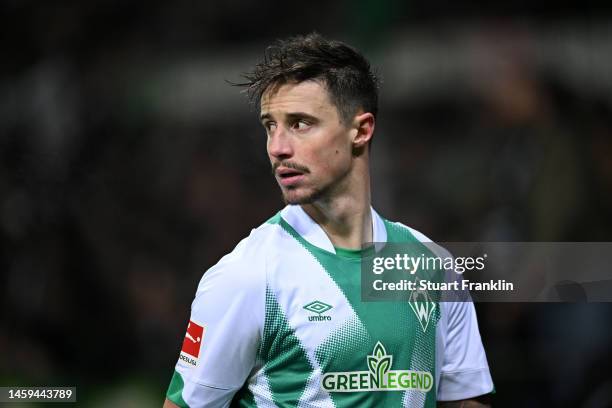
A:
[[260, 112, 318, 122], [286, 112, 318, 122]]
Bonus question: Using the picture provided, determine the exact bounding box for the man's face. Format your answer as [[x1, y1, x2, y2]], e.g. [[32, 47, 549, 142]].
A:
[[260, 81, 355, 205]]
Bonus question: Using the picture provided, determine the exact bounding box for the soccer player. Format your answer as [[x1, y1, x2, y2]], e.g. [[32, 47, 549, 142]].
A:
[[163, 33, 494, 408]]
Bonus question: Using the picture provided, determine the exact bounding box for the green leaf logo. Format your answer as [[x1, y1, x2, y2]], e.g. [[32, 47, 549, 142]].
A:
[[368, 342, 393, 378], [378, 356, 391, 373], [377, 356, 392, 384], [367, 356, 378, 374], [373, 342, 385, 358]]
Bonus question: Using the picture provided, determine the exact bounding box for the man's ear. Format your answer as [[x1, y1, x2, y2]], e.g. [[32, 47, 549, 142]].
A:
[[352, 112, 375, 148]]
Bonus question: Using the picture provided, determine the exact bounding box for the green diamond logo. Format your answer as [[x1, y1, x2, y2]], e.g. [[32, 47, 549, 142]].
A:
[[303, 300, 332, 315]]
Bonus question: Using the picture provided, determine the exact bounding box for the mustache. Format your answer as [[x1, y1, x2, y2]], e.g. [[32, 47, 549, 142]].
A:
[[272, 161, 310, 175]]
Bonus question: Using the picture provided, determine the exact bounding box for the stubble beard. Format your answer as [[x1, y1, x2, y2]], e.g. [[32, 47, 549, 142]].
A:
[[272, 160, 322, 205], [273, 160, 352, 206], [279, 170, 350, 206], [281, 184, 327, 205]]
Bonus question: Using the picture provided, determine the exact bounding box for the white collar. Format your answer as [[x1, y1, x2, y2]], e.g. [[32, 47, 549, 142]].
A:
[[279, 205, 387, 253]]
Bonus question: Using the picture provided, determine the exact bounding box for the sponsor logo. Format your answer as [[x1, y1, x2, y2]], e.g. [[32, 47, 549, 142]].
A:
[[322, 342, 433, 393], [408, 281, 436, 332], [303, 300, 333, 321], [179, 320, 205, 367]]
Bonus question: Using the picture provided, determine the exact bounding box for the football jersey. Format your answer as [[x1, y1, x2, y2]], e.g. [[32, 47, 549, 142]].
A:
[[166, 205, 493, 407]]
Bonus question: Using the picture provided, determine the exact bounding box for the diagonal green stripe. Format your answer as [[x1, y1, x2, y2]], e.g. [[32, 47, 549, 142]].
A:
[[166, 370, 189, 408], [230, 382, 257, 407], [260, 287, 313, 407]]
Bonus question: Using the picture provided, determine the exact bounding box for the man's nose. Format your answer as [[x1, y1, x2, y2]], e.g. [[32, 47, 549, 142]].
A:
[[267, 128, 293, 160]]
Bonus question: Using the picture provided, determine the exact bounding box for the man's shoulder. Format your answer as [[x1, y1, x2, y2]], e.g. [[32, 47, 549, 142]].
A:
[[196, 212, 286, 281], [218, 215, 281, 260], [235, 211, 287, 253], [190, 215, 283, 304]]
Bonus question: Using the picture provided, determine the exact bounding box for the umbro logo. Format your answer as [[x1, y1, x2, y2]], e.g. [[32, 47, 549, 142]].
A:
[[304, 300, 333, 322]]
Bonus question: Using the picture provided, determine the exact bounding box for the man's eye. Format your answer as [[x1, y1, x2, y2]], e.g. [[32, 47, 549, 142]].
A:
[[265, 122, 277, 132], [293, 120, 310, 131]]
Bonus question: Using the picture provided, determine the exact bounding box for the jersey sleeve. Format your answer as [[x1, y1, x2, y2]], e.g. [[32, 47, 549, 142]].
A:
[[166, 235, 266, 408], [437, 300, 494, 401]]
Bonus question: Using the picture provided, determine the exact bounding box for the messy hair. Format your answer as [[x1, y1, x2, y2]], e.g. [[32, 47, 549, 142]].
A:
[[236, 33, 380, 124]]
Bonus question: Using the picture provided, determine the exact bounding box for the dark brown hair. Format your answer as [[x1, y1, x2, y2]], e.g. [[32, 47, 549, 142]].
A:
[[237, 33, 380, 124]]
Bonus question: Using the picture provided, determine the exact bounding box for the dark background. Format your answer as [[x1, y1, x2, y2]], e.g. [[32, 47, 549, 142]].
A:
[[2, 2, 612, 407]]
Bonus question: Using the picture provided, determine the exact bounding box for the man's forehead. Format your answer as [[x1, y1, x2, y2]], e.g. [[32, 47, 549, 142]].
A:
[[260, 80, 332, 113]]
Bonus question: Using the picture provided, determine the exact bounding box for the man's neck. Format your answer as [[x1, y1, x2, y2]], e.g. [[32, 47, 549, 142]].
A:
[[301, 189, 372, 251]]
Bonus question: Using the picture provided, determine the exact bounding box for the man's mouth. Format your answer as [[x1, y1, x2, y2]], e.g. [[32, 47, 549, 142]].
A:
[[276, 167, 306, 187]]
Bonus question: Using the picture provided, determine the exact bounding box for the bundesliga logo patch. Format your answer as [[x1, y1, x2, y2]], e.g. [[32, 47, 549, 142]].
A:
[[179, 320, 205, 367]]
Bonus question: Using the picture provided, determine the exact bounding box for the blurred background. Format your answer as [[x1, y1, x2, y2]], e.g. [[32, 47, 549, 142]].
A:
[[2, 1, 612, 407]]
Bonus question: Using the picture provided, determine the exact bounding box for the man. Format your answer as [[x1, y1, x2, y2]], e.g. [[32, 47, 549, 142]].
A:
[[164, 33, 493, 407]]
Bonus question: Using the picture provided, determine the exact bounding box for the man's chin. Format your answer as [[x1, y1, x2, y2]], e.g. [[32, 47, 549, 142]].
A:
[[281, 188, 321, 205], [282, 194, 314, 205]]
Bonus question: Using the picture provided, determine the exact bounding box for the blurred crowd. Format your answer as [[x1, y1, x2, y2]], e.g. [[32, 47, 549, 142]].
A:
[[2, 2, 612, 407]]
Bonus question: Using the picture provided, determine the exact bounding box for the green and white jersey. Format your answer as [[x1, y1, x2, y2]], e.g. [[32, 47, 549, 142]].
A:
[[167, 205, 493, 407]]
